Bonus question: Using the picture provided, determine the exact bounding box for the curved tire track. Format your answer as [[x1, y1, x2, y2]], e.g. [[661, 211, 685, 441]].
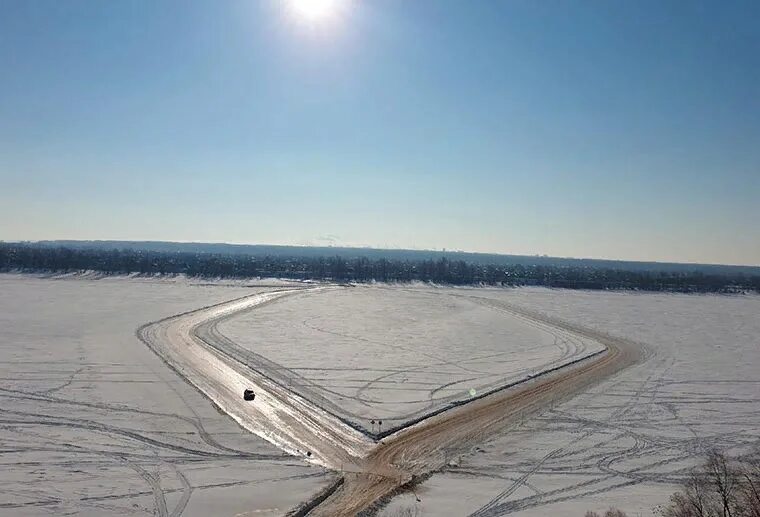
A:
[[306, 295, 646, 516]]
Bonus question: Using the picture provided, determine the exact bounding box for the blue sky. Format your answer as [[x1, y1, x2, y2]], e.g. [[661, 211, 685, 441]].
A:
[[1, 0, 758, 265]]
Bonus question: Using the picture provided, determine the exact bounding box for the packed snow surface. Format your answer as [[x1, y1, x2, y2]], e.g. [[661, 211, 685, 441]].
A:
[[0, 274, 333, 517], [7, 274, 754, 517], [138, 286, 372, 470], [377, 287, 760, 517], [217, 286, 606, 430]]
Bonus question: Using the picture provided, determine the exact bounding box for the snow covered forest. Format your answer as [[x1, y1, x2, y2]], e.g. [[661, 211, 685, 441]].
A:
[[2, 242, 758, 293]]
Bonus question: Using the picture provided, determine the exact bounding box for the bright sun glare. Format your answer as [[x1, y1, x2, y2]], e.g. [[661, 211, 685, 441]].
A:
[[290, 0, 340, 22]]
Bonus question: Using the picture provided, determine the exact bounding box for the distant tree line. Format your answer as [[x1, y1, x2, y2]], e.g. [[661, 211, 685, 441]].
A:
[[34, 240, 760, 276], [1, 242, 759, 293]]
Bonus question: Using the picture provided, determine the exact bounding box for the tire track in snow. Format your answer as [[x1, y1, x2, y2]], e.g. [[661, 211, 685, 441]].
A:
[[305, 294, 645, 516], [136, 288, 373, 470]]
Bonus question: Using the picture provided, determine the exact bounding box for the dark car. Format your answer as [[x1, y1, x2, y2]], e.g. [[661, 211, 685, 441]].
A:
[[243, 389, 256, 401]]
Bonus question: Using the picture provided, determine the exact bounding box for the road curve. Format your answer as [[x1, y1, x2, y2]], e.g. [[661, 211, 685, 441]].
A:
[[136, 288, 373, 471], [306, 294, 647, 516], [136, 286, 645, 516]]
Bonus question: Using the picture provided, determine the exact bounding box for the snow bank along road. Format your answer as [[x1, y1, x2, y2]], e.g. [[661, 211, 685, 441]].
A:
[[138, 287, 646, 515]]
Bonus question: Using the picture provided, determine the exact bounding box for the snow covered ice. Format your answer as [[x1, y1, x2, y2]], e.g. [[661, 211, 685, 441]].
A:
[[0, 274, 334, 517]]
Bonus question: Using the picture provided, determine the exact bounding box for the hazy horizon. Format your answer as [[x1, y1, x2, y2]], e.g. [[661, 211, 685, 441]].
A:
[[6, 237, 760, 268], [2, 1, 759, 266]]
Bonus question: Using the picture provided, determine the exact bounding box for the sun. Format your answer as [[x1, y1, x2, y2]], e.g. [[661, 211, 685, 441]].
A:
[[289, 0, 340, 22]]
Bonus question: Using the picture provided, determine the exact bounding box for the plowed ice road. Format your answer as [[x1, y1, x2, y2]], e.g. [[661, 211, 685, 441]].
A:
[[139, 287, 645, 515]]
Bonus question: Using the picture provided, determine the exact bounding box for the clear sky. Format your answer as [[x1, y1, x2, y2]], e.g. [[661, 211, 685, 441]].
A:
[[1, 0, 758, 265]]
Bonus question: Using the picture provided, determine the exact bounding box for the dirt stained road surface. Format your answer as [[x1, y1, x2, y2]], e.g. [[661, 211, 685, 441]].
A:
[[139, 287, 645, 516], [306, 294, 646, 516]]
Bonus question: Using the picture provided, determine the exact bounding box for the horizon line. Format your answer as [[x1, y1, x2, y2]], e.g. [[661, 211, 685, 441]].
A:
[[3, 238, 759, 270]]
